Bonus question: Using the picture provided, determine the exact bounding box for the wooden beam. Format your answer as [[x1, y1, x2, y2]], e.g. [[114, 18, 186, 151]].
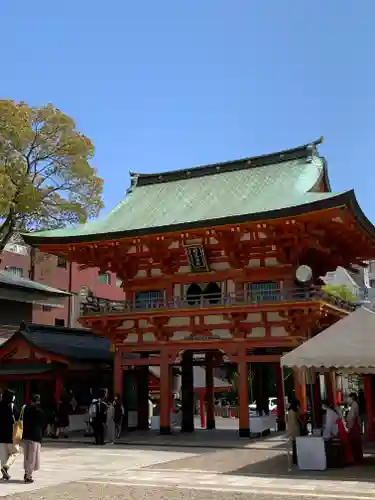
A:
[[121, 353, 281, 367]]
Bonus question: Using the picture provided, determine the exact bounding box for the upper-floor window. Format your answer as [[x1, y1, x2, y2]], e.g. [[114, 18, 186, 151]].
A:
[[370, 279, 375, 289], [97, 272, 111, 285], [135, 290, 164, 309], [6, 267, 24, 278], [57, 256, 67, 269], [369, 261, 375, 274], [248, 281, 280, 302]]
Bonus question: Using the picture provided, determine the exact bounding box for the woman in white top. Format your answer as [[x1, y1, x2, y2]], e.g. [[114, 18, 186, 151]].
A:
[[321, 402, 339, 439]]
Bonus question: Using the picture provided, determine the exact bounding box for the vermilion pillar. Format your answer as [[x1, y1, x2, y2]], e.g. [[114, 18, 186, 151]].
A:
[[294, 372, 307, 412], [159, 351, 171, 434], [199, 391, 206, 428], [238, 353, 250, 438], [364, 375, 375, 441], [205, 352, 215, 430], [275, 363, 286, 431], [55, 373, 63, 403], [181, 351, 194, 432]]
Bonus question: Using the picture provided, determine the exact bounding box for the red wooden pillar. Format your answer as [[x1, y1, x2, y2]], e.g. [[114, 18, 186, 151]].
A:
[[114, 347, 123, 399], [199, 390, 206, 428], [55, 373, 63, 404], [275, 363, 285, 431], [159, 350, 171, 434], [294, 372, 307, 412], [238, 350, 250, 438], [364, 375, 375, 441], [205, 352, 215, 430]]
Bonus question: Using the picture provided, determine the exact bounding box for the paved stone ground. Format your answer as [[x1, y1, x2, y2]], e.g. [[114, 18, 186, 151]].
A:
[[0, 444, 199, 497], [2, 441, 375, 500]]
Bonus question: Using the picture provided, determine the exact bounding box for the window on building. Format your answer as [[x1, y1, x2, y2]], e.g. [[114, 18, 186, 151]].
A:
[[135, 290, 164, 309], [369, 261, 375, 274], [54, 318, 65, 327], [97, 272, 111, 285], [57, 256, 67, 269], [248, 281, 280, 302], [6, 267, 24, 278], [370, 279, 375, 289]]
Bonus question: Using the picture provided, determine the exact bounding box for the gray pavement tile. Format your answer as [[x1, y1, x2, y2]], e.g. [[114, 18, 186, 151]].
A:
[[2, 482, 372, 500]]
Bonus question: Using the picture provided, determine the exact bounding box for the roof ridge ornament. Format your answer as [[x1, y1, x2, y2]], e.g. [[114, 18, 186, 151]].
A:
[[306, 137, 323, 163], [127, 171, 140, 194]]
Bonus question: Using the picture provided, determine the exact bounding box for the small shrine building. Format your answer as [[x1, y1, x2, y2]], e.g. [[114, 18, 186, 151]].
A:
[[0, 323, 112, 419], [23, 139, 375, 437]]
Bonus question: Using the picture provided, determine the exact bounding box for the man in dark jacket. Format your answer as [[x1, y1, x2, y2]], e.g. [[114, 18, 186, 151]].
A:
[[22, 394, 45, 483], [91, 389, 108, 445], [0, 389, 19, 480]]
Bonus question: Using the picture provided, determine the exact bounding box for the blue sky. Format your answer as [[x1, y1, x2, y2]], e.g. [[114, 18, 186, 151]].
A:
[[3, 1, 375, 221]]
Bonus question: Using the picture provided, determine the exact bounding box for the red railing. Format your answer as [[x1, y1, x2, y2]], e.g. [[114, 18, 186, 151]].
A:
[[80, 286, 357, 316]]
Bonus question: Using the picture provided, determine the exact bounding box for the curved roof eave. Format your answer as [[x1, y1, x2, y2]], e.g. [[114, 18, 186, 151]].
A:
[[23, 190, 375, 247]]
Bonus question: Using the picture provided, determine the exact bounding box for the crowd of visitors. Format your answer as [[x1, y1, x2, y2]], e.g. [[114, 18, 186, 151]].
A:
[[88, 390, 125, 445], [0, 387, 125, 483]]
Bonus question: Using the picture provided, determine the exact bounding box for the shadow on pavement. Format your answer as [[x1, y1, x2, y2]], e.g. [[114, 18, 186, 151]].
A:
[[44, 429, 288, 451], [229, 453, 375, 482]]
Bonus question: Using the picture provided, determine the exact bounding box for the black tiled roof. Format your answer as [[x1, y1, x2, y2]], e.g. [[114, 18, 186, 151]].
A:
[[17, 323, 112, 362], [0, 270, 71, 296]]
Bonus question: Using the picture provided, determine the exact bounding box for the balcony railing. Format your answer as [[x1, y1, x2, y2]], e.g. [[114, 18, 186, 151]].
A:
[[80, 286, 358, 316]]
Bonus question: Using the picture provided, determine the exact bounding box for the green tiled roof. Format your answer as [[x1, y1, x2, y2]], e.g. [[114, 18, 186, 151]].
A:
[[23, 141, 360, 244]]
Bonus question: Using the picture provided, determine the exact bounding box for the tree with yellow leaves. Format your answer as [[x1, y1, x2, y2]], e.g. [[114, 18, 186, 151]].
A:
[[0, 100, 104, 254]]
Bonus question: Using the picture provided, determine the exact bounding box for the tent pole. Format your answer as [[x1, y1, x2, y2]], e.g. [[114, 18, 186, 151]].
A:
[[281, 362, 293, 472]]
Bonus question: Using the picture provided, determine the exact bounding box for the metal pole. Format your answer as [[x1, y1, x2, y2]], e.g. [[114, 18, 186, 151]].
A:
[[280, 360, 293, 472]]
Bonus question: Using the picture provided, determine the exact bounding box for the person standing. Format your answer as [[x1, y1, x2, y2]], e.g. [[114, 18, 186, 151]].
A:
[[358, 389, 367, 435], [106, 399, 115, 444], [56, 397, 70, 439], [113, 395, 125, 440], [0, 389, 19, 481], [91, 390, 108, 445], [347, 392, 363, 463], [22, 394, 45, 484], [46, 395, 58, 438], [286, 399, 301, 465], [321, 401, 339, 439]]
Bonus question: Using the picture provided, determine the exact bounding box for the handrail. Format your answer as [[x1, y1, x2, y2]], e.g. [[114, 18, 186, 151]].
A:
[[80, 286, 357, 316]]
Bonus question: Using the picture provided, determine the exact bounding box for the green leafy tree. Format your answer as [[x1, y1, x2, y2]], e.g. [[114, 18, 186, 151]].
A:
[[322, 284, 357, 303], [0, 100, 104, 254]]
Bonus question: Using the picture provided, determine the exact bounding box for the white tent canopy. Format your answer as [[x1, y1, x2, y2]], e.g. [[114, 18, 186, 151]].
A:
[[281, 307, 375, 373]]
